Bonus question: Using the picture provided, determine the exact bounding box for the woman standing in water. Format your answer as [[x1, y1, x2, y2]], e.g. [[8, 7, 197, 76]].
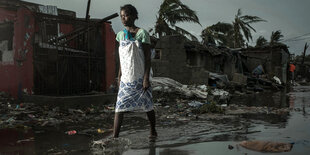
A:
[[113, 4, 157, 139]]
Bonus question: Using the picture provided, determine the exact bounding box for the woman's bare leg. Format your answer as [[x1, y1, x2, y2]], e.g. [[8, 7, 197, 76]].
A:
[[146, 110, 157, 137], [113, 112, 124, 138]]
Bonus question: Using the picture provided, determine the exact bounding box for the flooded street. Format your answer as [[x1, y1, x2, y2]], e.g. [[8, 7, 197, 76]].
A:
[[121, 87, 310, 155], [1, 86, 310, 154]]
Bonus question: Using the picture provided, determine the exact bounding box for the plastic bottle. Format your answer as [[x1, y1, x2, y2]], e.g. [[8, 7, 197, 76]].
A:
[[66, 130, 77, 135], [97, 129, 105, 133]]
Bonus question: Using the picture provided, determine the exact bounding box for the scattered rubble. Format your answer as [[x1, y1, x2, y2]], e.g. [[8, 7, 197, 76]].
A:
[[91, 137, 131, 155], [0, 73, 298, 155], [152, 77, 208, 98], [1, 73, 289, 131], [0, 92, 114, 131]]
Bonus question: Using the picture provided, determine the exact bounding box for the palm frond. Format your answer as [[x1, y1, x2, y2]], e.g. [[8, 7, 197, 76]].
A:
[[208, 22, 233, 33], [241, 15, 267, 23], [174, 26, 198, 41], [244, 22, 256, 32], [236, 9, 242, 17], [162, 3, 200, 26], [240, 22, 252, 41], [155, 0, 201, 39], [270, 30, 284, 45], [256, 36, 267, 47], [166, 14, 200, 26], [232, 8, 266, 46], [201, 22, 234, 46]]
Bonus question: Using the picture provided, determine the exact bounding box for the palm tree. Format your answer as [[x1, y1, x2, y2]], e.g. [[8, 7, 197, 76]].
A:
[[270, 30, 284, 45], [201, 22, 234, 47], [233, 9, 266, 48], [255, 36, 268, 47], [154, 0, 201, 41]]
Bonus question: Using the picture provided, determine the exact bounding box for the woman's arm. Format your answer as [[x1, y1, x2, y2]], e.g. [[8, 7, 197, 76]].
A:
[[118, 64, 122, 87], [116, 41, 122, 87], [142, 43, 151, 90]]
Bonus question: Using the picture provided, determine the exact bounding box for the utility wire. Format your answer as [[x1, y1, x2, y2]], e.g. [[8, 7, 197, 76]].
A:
[[282, 32, 310, 42], [282, 36, 310, 42]]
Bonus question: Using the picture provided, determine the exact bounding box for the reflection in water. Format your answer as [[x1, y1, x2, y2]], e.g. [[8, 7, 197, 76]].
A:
[[289, 94, 295, 109], [148, 142, 156, 155], [302, 97, 307, 116], [241, 113, 289, 125], [231, 88, 290, 108], [0, 128, 35, 154], [159, 148, 191, 155]]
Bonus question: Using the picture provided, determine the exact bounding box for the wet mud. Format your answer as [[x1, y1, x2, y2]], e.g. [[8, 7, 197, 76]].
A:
[[1, 86, 310, 154]]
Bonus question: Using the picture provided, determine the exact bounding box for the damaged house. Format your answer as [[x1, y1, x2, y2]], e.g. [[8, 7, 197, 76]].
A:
[[152, 35, 209, 85], [241, 45, 290, 84], [152, 35, 290, 86], [152, 35, 243, 85], [0, 0, 117, 99]]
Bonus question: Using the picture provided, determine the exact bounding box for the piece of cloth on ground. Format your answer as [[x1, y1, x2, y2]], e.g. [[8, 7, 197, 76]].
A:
[[239, 140, 293, 153]]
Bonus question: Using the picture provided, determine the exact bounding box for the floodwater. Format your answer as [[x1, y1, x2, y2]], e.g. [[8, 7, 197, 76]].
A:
[[1, 86, 310, 155]]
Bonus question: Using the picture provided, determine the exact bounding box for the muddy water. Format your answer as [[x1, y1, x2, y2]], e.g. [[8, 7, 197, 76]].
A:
[[1, 86, 309, 154], [122, 86, 310, 155]]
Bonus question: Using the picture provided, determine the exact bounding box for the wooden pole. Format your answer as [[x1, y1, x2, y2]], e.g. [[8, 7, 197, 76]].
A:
[[302, 42, 309, 65], [85, 0, 92, 91], [48, 13, 118, 44], [85, 0, 91, 21]]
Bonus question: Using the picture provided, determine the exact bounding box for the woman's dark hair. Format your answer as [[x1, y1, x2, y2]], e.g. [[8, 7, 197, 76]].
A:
[[120, 4, 138, 19]]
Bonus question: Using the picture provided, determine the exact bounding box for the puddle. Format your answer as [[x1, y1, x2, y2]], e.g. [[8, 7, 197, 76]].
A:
[[91, 137, 131, 155], [0, 128, 35, 154], [0, 86, 309, 154]]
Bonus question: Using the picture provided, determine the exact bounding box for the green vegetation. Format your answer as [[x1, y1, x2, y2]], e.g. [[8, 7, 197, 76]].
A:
[[152, 1, 288, 49], [201, 9, 266, 48], [153, 0, 201, 41]]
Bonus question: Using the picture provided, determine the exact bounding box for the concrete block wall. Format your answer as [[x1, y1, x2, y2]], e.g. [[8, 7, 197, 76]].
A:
[[189, 67, 209, 85], [232, 73, 247, 85], [152, 60, 169, 77], [152, 35, 209, 85], [223, 56, 236, 80], [242, 48, 289, 83]]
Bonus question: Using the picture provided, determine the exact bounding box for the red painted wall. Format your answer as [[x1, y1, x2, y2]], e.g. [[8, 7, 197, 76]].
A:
[[0, 7, 35, 99], [0, 6, 116, 97], [103, 23, 116, 91], [58, 23, 116, 92]]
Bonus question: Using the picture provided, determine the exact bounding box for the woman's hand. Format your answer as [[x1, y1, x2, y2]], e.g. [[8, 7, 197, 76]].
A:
[[142, 42, 151, 91], [143, 77, 150, 90]]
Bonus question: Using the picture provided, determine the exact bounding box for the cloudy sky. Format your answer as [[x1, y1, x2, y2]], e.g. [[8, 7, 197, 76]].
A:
[[23, 0, 310, 55]]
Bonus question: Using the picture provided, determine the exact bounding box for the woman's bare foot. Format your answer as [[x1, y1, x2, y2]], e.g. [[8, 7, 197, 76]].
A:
[[149, 131, 158, 138], [149, 131, 157, 142]]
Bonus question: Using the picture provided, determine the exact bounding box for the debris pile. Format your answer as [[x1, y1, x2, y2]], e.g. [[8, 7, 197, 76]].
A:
[[152, 77, 208, 99], [0, 93, 114, 133]]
